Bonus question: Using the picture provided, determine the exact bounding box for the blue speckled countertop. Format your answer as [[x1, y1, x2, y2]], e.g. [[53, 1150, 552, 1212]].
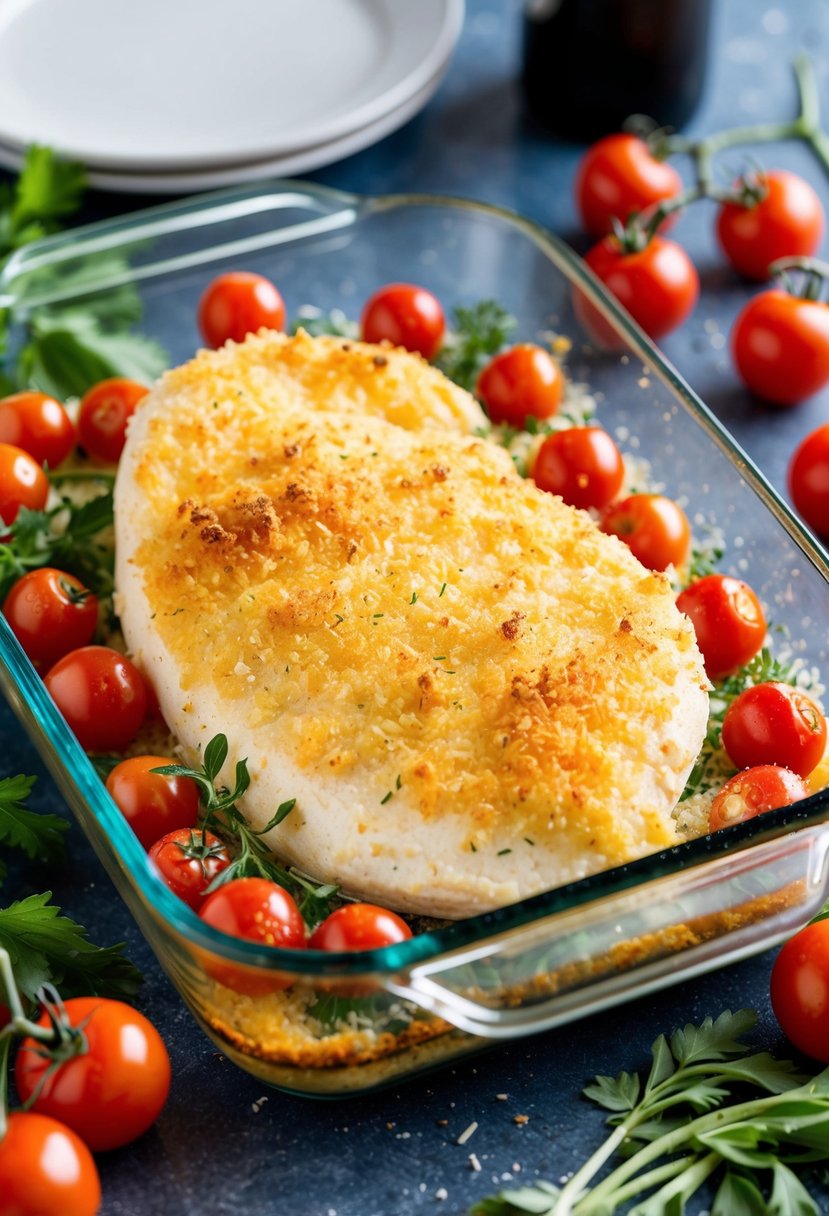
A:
[[6, 2, 829, 1213]]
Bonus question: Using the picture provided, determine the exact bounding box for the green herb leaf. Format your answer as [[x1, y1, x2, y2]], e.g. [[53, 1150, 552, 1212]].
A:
[[469, 1182, 560, 1215], [19, 319, 167, 400], [435, 299, 517, 392], [670, 1009, 757, 1065], [583, 1069, 641, 1113], [770, 1160, 821, 1216], [645, 1033, 676, 1094], [0, 774, 67, 879], [0, 892, 141, 1001], [711, 1169, 770, 1216], [9, 146, 85, 238]]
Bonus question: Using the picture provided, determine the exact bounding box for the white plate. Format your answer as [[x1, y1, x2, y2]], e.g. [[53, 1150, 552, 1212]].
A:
[[0, 53, 448, 194], [0, 0, 463, 172]]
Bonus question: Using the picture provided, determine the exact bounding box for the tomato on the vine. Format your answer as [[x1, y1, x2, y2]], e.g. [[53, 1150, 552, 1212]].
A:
[[198, 270, 286, 349], [731, 290, 829, 406], [77, 377, 149, 463], [708, 765, 808, 832], [581, 235, 699, 341], [3, 568, 98, 671], [148, 827, 231, 909], [532, 425, 624, 511], [15, 997, 171, 1152], [199, 876, 306, 994], [44, 645, 148, 752], [0, 390, 75, 468], [0, 442, 48, 526], [789, 423, 829, 536], [601, 493, 690, 572], [360, 283, 445, 360], [310, 903, 412, 952], [722, 681, 827, 777], [771, 919, 829, 1063], [476, 344, 564, 427], [575, 133, 683, 237], [106, 755, 200, 849], [0, 1111, 101, 1216], [675, 573, 767, 680], [717, 170, 824, 281]]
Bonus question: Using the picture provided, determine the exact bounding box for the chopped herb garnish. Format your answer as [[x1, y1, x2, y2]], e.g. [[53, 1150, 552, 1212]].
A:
[[410, 592, 418, 604], [497, 848, 512, 856], [380, 791, 393, 805], [439, 582, 447, 597]]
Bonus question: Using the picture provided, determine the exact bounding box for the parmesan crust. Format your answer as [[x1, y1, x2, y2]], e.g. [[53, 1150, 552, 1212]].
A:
[[115, 331, 708, 918]]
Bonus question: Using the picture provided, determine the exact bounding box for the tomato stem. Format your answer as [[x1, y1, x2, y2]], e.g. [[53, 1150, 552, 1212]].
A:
[[770, 255, 829, 300]]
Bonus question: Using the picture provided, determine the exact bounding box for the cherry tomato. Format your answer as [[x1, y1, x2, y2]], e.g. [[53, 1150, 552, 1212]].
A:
[[360, 283, 445, 360], [3, 568, 98, 671], [16, 997, 171, 1152], [0, 390, 75, 468], [582, 235, 699, 342], [77, 377, 149, 463], [310, 903, 412, 952], [716, 170, 824, 281], [198, 271, 286, 349], [148, 827, 231, 909], [0, 442, 48, 527], [532, 426, 624, 511], [44, 645, 148, 752], [731, 290, 829, 406], [708, 765, 808, 832], [771, 919, 829, 1063], [789, 423, 829, 536], [575, 133, 683, 237], [722, 682, 827, 777], [601, 493, 690, 572], [199, 876, 306, 994], [106, 755, 200, 849], [675, 574, 767, 680], [0, 1111, 101, 1216], [476, 344, 564, 428]]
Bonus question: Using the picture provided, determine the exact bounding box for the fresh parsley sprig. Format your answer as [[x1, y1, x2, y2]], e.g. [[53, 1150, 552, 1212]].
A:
[[0, 488, 114, 603], [154, 735, 340, 929], [472, 1010, 829, 1216], [0, 774, 67, 889], [0, 892, 141, 1004], [434, 299, 517, 392]]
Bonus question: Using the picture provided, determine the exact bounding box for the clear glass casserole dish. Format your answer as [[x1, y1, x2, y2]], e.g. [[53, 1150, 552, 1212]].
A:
[[1, 181, 828, 1097]]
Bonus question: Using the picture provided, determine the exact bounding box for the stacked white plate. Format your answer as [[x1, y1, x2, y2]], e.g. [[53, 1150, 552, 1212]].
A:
[[0, 0, 464, 192]]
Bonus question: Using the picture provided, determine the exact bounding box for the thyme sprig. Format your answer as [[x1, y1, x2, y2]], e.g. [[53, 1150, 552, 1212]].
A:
[[154, 735, 340, 929]]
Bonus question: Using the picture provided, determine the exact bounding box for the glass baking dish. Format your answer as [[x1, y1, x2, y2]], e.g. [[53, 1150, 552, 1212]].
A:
[[1, 181, 829, 1097]]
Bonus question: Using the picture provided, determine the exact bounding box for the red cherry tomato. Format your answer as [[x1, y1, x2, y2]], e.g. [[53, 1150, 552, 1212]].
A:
[[601, 493, 690, 572], [310, 901, 412, 996], [77, 377, 149, 463], [199, 876, 306, 994], [310, 903, 412, 952], [731, 290, 829, 406], [476, 344, 564, 428], [148, 828, 231, 910], [789, 423, 829, 536], [722, 682, 827, 777], [532, 426, 624, 511], [198, 271, 286, 349], [716, 170, 824, 281], [360, 283, 445, 360], [581, 235, 699, 342], [0, 390, 75, 468], [708, 764, 808, 832], [771, 919, 829, 1062], [675, 574, 767, 680], [106, 755, 200, 849], [0, 442, 49, 527], [44, 645, 148, 752], [575, 133, 683, 237], [15, 997, 171, 1152], [3, 568, 98, 671], [0, 1111, 101, 1216]]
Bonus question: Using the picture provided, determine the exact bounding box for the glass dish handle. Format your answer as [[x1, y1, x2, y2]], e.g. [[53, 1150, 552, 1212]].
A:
[[0, 180, 362, 311], [386, 824, 829, 1040]]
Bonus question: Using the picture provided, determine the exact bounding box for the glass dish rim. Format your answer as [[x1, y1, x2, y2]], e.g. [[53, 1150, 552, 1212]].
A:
[[3, 179, 829, 979]]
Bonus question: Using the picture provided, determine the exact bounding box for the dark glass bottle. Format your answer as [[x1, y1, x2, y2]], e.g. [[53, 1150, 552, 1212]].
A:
[[521, 0, 713, 141]]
